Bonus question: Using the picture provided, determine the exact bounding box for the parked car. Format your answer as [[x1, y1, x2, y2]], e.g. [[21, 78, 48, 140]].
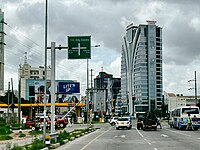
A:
[[56, 117, 68, 128], [116, 117, 132, 130], [25, 120, 36, 130], [109, 117, 118, 126], [35, 116, 59, 130]]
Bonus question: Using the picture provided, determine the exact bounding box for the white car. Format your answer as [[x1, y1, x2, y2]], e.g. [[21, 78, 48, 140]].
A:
[[109, 117, 118, 126], [116, 117, 132, 130]]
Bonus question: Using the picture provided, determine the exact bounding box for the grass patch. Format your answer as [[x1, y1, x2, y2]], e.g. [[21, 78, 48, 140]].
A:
[[29, 130, 43, 136], [57, 130, 70, 144], [27, 138, 46, 150], [11, 145, 24, 150], [0, 135, 13, 141]]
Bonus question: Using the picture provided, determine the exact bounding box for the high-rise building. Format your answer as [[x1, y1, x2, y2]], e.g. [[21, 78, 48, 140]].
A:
[[93, 71, 121, 116], [121, 21, 163, 116], [0, 9, 5, 91]]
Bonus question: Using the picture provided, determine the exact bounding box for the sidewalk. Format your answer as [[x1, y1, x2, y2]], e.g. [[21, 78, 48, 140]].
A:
[[0, 124, 88, 150]]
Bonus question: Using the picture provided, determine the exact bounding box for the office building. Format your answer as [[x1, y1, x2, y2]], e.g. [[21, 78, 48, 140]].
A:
[[121, 21, 163, 116], [93, 71, 121, 116]]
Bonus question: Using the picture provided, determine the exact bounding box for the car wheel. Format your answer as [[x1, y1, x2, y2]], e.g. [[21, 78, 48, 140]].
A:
[[116, 127, 119, 130], [60, 123, 64, 128], [31, 127, 35, 131], [111, 122, 115, 126]]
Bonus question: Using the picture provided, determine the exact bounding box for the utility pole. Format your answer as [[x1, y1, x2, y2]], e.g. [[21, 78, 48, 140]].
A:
[[11, 78, 14, 123], [0, 13, 6, 91], [195, 71, 197, 105], [89, 69, 93, 127], [7, 82, 10, 124]]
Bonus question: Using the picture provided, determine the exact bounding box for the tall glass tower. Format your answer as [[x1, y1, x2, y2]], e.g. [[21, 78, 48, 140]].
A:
[[121, 21, 163, 116]]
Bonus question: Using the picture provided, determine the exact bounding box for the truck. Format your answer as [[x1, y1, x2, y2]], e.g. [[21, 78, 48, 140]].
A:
[[142, 112, 157, 131]]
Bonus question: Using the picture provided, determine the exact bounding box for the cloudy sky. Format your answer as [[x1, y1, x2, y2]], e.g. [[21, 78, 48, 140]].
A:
[[1, 0, 200, 96]]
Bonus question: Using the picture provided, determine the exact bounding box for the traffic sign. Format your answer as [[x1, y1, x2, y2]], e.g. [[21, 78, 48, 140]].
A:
[[68, 36, 91, 59]]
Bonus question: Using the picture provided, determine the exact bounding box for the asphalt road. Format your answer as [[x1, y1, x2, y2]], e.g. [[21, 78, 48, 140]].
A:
[[56, 122, 200, 150]]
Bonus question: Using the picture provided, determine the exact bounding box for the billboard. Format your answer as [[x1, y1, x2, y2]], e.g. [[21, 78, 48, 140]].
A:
[[58, 82, 80, 93], [57, 93, 80, 103], [32, 81, 80, 103]]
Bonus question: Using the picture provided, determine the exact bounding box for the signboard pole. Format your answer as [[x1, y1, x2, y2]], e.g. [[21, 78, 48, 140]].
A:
[[51, 42, 56, 134]]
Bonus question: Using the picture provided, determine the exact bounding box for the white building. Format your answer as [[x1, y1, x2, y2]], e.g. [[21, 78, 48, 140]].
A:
[[121, 21, 163, 115], [164, 92, 199, 112], [18, 63, 51, 100]]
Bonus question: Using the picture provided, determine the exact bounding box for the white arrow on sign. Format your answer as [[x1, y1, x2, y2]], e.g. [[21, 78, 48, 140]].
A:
[[72, 43, 87, 55]]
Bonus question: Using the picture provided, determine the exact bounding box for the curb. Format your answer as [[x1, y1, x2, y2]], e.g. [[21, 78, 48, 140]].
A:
[[49, 128, 97, 149]]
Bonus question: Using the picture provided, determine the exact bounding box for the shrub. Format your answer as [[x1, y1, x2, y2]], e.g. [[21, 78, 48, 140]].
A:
[[11, 145, 24, 150], [58, 130, 70, 145], [28, 138, 46, 150], [18, 133, 26, 138], [0, 126, 12, 135]]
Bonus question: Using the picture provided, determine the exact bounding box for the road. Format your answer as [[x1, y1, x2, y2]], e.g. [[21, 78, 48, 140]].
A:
[[56, 121, 200, 150]]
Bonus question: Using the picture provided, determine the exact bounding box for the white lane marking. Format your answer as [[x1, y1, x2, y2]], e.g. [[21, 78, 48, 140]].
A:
[[161, 134, 168, 137], [80, 128, 111, 150], [136, 128, 144, 138], [165, 128, 191, 137], [115, 135, 126, 138], [154, 148, 158, 150], [144, 138, 152, 145]]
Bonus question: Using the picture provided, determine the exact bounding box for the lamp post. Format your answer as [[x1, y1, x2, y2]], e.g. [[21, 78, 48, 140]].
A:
[[86, 44, 100, 127], [188, 71, 198, 106]]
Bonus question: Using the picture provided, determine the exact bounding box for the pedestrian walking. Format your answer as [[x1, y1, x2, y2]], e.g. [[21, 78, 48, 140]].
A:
[[186, 114, 193, 130], [157, 117, 162, 129]]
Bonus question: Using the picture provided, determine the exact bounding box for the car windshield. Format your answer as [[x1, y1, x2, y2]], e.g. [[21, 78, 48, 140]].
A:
[[118, 118, 129, 121]]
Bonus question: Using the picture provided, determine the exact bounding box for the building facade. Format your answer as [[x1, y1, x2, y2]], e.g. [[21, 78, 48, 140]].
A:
[[92, 71, 121, 116], [164, 92, 200, 113], [18, 63, 51, 100], [121, 21, 163, 115], [0, 9, 5, 91]]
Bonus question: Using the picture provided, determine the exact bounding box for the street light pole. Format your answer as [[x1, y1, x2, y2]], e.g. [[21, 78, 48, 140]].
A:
[[43, 0, 48, 142], [188, 71, 198, 106], [86, 45, 100, 127]]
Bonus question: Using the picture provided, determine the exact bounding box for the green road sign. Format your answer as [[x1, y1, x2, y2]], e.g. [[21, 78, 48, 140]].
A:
[[68, 36, 91, 59]]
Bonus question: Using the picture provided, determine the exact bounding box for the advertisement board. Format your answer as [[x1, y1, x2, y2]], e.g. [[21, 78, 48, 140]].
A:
[[32, 81, 80, 103], [58, 82, 80, 93]]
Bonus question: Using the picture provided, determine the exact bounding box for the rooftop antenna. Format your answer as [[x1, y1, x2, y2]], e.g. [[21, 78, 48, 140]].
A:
[[101, 66, 103, 72], [24, 52, 27, 64]]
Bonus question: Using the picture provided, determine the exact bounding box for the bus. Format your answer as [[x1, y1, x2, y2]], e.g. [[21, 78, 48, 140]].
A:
[[169, 106, 200, 130]]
